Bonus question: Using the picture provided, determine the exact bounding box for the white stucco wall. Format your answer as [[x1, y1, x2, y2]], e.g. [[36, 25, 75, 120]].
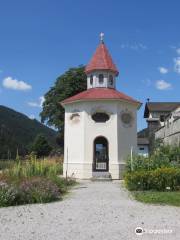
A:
[[137, 145, 149, 157], [83, 101, 119, 178], [63, 99, 139, 179], [155, 117, 180, 146]]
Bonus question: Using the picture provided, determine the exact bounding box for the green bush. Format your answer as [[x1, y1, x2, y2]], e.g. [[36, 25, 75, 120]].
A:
[[125, 154, 171, 173], [18, 177, 61, 204], [49, 175, 76, 194], [0, 176, 76, 207], [0, 177, 60, 206], [155, 145, 180, 162], [0, 182, 18, 207], [0, 156, 75, 207], [124, 167, 180, 191], [124, 171, 150, 191], [126, 145, 180, 173]]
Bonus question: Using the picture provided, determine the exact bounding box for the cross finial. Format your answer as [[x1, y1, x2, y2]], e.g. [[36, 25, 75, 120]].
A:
[[100, 32, 104, 43]]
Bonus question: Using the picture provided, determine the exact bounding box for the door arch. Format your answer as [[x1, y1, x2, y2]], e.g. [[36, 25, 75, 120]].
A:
[[93, 136, 109, 172]]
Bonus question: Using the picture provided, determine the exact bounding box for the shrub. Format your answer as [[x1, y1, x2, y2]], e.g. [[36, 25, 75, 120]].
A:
[[125, 154, 171, 173], [124, 171, 150, 191], [0, 177, 62, 207], [0, 174, 76, 207], [124, 167, 180, 191], [153, 145, 180, 168], [48, 175, 76, 194], [126, 145, 180, 173], [18, 177, 61, 203], [0, 156, 75, 207], [0, 182, 18, 207]]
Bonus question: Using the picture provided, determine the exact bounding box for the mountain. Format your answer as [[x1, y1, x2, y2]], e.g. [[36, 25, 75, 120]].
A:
[[0, 105, 58, 159]]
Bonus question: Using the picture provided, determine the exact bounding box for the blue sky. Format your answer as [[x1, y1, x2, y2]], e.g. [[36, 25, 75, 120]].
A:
[[0, 0, 180, 130]]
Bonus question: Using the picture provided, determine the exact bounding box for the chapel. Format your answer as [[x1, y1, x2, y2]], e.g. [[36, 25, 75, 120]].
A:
[[61, 34, 141, 179]]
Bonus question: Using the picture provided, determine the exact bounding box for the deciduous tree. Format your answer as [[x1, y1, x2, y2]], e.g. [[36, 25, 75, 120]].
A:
[[40, 66, 87, 146]]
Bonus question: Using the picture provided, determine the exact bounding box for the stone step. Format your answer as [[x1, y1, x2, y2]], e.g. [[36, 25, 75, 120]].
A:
[[91, 172, 112, 181], [91, 177, 112, 182]]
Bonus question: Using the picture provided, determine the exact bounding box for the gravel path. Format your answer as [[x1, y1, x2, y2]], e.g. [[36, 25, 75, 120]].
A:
[[0, 181, 180, 240]]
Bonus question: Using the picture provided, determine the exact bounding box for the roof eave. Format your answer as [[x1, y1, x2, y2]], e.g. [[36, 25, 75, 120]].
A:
[[85, 68, 119, 76], [61, 98, 142, 109]]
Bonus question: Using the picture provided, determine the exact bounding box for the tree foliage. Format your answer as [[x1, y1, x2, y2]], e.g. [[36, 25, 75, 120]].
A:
[[40, 66, 87, 146], [31, 134, 52, 158]]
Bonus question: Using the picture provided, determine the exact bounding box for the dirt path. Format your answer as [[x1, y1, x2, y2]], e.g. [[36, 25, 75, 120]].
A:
[[0, 181, 179, 240]]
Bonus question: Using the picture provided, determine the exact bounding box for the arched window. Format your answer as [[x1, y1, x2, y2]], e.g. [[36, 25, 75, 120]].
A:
[[109, 75, 113, 85], [99, 74, 104, 84], [90, 75, 93, 85], [92, 112, 110, 122]]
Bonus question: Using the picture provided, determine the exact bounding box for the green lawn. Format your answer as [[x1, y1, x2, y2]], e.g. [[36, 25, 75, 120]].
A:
[[132, 191, 180, 206]]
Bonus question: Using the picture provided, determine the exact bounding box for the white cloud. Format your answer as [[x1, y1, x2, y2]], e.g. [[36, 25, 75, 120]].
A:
[[29, 114, 35, 119], [39, 96, 45, 107], [158, 67, 168, 74], [155, 80, 172, 90], [2, 76, 32, 91], [120, 43, 147, 51], [28, 102, 40, 107], [174, 57, 180, 74], [28, 96, 45, 108], [176, 48, 180, 55]]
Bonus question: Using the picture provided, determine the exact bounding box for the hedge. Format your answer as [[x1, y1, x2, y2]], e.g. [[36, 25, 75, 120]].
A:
[[124, 167, 180, 191]]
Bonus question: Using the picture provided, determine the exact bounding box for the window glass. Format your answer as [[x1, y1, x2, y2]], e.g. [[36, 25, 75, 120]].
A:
[[90, 75, 93, 85], [99, 74, 104, 84], [160, 115, 165, 122], [92, 112, 109, 122], [109, 75, 113, 85]]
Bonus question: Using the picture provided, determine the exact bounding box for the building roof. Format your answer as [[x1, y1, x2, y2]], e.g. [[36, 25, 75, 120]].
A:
[[137, 128, 148, 138], [144, 102, 180, 118], [61, 87, 141, 106], [137, 137, 149, 145], [85, 42, 119, 76]]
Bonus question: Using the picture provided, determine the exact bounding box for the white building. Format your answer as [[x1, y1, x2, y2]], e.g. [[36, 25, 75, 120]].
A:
[[144, 101, 180, 153], [61, 36, 141, 179], [155, 106, 180, 146], [137, 137, 149, 157]]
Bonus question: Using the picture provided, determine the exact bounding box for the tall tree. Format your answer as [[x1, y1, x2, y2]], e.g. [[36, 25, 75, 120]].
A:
[[31, 134, 52, 158], [40, 66, 87, 146]]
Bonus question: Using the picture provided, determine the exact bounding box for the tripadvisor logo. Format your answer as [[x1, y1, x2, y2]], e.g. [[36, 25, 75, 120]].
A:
[[135, 227, 173, 235], [135, 227, 143, 235]]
